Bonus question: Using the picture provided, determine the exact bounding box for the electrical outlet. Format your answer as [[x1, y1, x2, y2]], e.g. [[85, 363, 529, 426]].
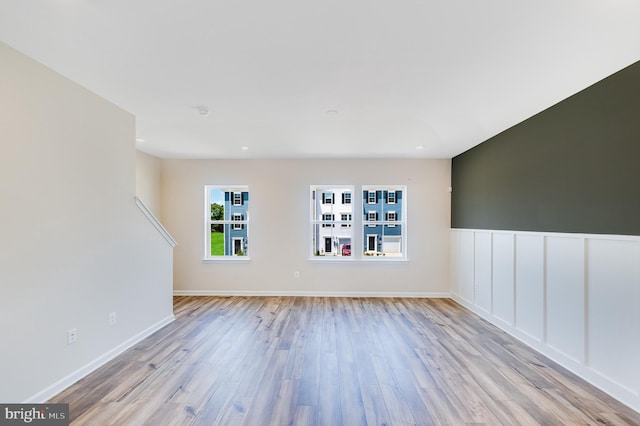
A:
[[68, 328, 77, 345], [109, 312, 117, 326]]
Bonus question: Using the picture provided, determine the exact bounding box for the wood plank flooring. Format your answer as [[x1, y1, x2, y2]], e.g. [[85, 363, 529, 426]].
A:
[[50, 296, 640, 425]]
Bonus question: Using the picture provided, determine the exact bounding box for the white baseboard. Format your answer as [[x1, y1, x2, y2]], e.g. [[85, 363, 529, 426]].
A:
[[24, 314, 175, 403], [174, 290, 451, 298]]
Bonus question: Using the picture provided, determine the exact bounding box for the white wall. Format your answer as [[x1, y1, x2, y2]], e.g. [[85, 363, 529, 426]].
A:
[[0, 42, 174, 402], [451, 228, 640, 413], [136, 150, 163, 219], [163, 159, 451, 296]]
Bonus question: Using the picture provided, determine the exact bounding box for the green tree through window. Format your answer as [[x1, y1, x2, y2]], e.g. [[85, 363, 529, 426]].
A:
[[210, 203, 224, 233]]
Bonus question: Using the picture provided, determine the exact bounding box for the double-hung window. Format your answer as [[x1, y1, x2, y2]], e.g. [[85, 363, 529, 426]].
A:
[[386, 211, 397, 227], [232, 213, 244, 230], [311, 186, 353, 257], [362, 185, 406, 258], [366, 211, 377, 226], [322, 192, 334, 204], [322, 213, 335, 227], [311, 185, 406, 259], [387, 191, 396, 204], [205, 185, 249, 259]]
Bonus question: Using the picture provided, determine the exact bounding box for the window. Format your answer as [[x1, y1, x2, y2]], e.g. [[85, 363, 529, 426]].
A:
[[310, 185, 406, 260], [322, 213, 335, 227], [386, 211, 396, 227], [322, 192, 334, 204], [232, 213, 244, 230], [233, 192, 243, 206], [205, 186, 249, 259], [341, 213, 352, 227], [366, 211, 377, 226], [362, 185, 406, 258], [387, 191, 396, 204], [311, 186, 353, 257]]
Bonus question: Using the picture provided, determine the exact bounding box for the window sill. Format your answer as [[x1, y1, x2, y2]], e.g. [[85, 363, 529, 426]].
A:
[[308, 257, 407, 263], [202, 257, 251, 263]]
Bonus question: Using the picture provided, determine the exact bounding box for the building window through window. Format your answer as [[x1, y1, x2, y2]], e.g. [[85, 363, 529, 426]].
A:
[[232, 213, 244, 230], [386, 211, 397, 227], [387, 191, 396, 204], [366, 211, 377, 226], [322, 192, 334, 204], [322, 213, 335, 227], [233, 192, 243, 206]]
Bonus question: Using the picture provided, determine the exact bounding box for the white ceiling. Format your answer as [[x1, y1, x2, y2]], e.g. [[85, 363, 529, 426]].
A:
[[1, 1, 639, 159]]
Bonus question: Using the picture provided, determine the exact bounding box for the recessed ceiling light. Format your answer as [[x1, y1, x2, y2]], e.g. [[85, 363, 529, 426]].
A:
[[197, 106, 210, 116], [240, 146, 249, 151], [326, 109, 338, 116], [416, 145, 424, 150], [136, 138, 145, 143]]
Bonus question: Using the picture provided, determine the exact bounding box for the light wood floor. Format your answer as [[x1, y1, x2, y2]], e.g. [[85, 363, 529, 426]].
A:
[[51, 296, 640, 425]]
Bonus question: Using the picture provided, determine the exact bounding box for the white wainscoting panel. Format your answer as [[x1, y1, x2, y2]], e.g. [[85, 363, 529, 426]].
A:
[[450, 230, 461, 296], [545, 235, 585, 363], [458, 230, 475, 304], [474, 232, 493, 313], [492, 233, 515, 326], [450, 229, 640, 414], [586, 238, 640, 395], [514, 234, 544, 341]]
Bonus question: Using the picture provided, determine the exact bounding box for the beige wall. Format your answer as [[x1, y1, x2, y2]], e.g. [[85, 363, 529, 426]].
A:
[[163, 158, 451, 295], [0, 42, 174, 402], [136, 150, 163, 219]]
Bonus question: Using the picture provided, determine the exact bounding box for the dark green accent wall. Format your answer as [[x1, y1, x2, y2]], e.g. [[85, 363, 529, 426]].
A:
[[451, 60, 640, 235]]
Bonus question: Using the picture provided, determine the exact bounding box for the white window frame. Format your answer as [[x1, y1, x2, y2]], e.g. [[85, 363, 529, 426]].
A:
[[204, 185, 250, 261], [322, 213, 335, 227], [310, 185, 354, 259], [387, 191, 396, 204], [232, 213, 243, 230], [322, 192, 334, 204], [362, 185, 407, 260], [386, 211, 397, 227], [341, 213, 352, 227], [309, 185, 407, 261], [367, 190, 377, 204], [366, 211, 377, 226]]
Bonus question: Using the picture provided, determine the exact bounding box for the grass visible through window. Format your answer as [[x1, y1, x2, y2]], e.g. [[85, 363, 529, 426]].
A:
[[211, 232, 224, 256]]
